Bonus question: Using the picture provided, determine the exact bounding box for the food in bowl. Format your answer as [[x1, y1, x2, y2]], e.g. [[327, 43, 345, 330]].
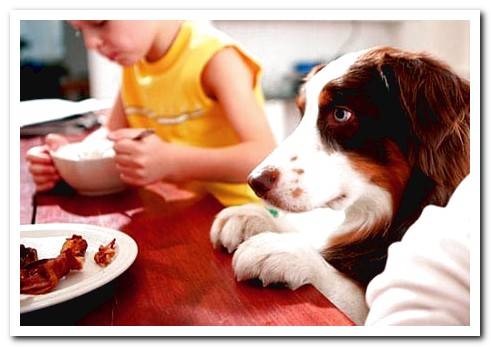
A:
[[54, 139, 115, 160], [51, 140, 126, 196]]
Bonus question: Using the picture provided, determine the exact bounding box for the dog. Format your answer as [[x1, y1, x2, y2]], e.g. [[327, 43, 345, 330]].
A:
[[210, 46, 470, 324]]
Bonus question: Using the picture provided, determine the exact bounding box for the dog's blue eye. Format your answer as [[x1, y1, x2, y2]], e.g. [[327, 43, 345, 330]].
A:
[[333, 108, 352, 122]]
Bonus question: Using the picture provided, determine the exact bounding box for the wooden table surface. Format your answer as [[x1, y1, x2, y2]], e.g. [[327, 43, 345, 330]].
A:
[[19, 135, 355, 327]]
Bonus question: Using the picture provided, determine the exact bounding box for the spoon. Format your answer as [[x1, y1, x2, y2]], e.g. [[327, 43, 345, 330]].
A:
[[91, 129, 155, 153], [131, 129, 155, 141]]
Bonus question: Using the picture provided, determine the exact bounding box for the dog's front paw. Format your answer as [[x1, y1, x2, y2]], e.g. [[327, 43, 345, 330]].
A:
[[232, 232, 324, 290], [210, 204, 279, 253]]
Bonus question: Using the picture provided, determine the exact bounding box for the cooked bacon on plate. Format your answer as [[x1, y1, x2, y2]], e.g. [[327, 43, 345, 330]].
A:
[[20, 235, 88, 295], [20, 244, 38, 268], [94, 239, 116, 267]]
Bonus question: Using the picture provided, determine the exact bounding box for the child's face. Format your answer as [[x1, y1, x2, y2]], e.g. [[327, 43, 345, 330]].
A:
[[69, 20, 160, 66]]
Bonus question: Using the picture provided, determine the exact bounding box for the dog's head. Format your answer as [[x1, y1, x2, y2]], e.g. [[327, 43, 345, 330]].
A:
[[249, 47, 469, 222]]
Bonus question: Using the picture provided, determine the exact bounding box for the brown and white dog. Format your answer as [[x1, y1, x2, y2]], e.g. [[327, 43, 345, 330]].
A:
[[210, 47, 470, 324]]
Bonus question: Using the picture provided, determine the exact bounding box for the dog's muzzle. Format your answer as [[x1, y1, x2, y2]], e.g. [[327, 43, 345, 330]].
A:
[[248, 167, 280, 198]]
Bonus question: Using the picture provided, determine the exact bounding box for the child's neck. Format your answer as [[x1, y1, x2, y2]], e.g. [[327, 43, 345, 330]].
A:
[[145, 20, 184, 63]]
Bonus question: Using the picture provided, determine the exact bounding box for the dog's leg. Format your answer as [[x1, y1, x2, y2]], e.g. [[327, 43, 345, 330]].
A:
[[232, 231, 368, 324], [210, 204, 295, 253], [211, 204, 344, 253], [312, 261, 368, 325], [211, 206, 367, 323]]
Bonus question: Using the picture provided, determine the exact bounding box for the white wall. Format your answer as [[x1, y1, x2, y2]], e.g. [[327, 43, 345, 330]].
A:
[[87, 50, 121, 101], [214, 20, 399, 98], [395, 20, 470, 78]]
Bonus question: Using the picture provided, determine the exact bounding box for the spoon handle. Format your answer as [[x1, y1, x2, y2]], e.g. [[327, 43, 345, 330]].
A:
[[132, 129, 155, 141]]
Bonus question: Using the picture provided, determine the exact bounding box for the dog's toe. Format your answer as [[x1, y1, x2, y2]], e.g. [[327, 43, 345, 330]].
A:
[[232, 232, 321, 290], [210, 204, 279, 252]]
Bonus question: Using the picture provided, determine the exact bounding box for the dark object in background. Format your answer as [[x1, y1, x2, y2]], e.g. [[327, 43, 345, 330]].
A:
[[20, 61, 68, 101], [21, 29, 90, 101], [21, 35, 69, 101], [291, 60, 324, 95]]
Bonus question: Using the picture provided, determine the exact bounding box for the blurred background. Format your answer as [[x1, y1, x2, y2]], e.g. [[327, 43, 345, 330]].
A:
[[20, 20, 470, 141]]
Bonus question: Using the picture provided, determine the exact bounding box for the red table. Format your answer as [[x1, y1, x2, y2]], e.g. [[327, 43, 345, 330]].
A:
[[20, 136, 355, 326]]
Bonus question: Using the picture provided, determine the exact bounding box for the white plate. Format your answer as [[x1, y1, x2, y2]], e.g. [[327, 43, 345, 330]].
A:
[[20, 223, 138, 314]]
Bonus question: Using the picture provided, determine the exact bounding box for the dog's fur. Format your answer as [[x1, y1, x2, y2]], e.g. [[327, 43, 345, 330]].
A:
[[210, 47, 469, 324]]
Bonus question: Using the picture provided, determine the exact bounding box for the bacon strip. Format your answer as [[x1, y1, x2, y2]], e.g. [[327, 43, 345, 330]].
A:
[[20, 235, 88, 295], [94, 239, 116, 267], [20, 245, 38, 268]]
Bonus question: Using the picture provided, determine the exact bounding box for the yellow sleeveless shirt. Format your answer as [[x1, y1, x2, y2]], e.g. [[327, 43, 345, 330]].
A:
[[121, 21, 262, 206]]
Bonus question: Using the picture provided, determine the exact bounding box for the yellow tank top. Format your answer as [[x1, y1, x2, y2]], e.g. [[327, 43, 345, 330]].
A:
[[121, 21, 262, 206]]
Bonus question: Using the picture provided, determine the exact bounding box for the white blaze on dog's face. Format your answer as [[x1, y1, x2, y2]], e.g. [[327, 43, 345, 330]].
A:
[[249, 49, 402, 215]]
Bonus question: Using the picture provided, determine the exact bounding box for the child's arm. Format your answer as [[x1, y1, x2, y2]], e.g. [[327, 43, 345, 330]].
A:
[[106, 92, 130, 130], [83, 92, 128, 142], [109, 48, 276, 186], [195, 47, 277, 181]]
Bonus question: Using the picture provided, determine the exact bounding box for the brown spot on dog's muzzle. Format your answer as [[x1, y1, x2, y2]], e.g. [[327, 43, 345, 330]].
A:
[[248, 167, 280, 198]]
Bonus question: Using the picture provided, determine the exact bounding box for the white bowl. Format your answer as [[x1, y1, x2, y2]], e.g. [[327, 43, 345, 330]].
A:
[[51, 142, 126, 196]]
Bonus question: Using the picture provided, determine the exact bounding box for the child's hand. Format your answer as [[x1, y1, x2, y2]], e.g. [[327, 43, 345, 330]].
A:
[[109, 129, 180, 186], [26, 134, 68, 192]]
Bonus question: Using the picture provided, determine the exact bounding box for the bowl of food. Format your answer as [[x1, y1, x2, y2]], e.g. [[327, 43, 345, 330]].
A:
[[50, 140, 125, 196]]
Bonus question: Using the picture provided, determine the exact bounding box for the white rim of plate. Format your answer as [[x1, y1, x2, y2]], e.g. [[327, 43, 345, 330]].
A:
[[19, 223, 138, 314]]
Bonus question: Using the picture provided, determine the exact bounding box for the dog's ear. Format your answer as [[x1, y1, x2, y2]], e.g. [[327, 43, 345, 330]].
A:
[[380, 53, 470, 205]]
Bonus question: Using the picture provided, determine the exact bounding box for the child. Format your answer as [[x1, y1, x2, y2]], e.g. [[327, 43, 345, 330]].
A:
[[26, 20, 276, 206]]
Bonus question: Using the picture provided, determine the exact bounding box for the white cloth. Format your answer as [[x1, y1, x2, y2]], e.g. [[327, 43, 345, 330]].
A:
[[365, 177, 471, 326]]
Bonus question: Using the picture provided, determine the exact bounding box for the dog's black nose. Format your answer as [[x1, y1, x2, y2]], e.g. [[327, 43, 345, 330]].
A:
[[248, 167, 280, 197]]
